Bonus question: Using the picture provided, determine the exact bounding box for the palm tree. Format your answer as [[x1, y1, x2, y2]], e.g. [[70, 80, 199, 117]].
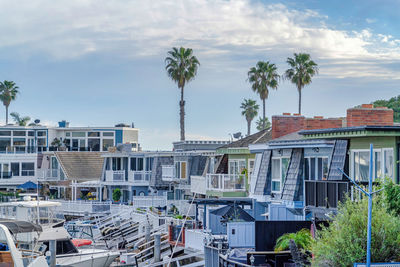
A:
[[0, 81, 19, 124], [165, 47, 200, 141], [284, 53, 318, 114], [240, 99, 259, 136], [274, 228, 312, 252], [10, 112, 30, 126], [256, 117, 271, 131], [248, 61, 279, 129]]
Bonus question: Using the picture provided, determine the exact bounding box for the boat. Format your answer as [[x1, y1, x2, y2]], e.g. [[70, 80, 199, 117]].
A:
[[38, 226, 119, 267], [0, 220, 48, 267]]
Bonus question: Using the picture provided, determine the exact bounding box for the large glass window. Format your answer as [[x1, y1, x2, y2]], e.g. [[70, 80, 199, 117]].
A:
[[37, 131, 46, 137], [13, 131, 25, 136], [137, 158, 144, 171], [11, 163, 19, 176], [102, 139, 114, 151], [0, 131, 11, 136], [130, 158, 137, 171], [0, 138, 11, 151], [304, 157, 329, 180], [228, 160, 246, 175], [28, 131, 34, 137], [88, 139, 100, 151], [21, 163, 34, 176], [175, 161, 187, 179], [112, 158, 122, 171], [271, 157, 290, 192], [352, 149, 393, 181], [88, 132, 100, 137], [13, 138, 26, 146], [103, 132, 114, 137], [72, 132, 85, 137], [145, 158, 154, 171], [37, 138, 46, 146]]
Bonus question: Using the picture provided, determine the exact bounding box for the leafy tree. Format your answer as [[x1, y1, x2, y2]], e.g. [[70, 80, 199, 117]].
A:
[[312, 195, 400, 266], [383, 178, 400, 217], [256, 117, 271, 131], [165, 47, 200, 141], [248, 61, 279, 129], [10, 112, 30, 126], [0, 81, 19, 124], [284, 53, 318, 114], [371, 95, 400, 122], [112, 188, 121, 202], [240, 99, 259, 136], [275, 228, 312, 252]]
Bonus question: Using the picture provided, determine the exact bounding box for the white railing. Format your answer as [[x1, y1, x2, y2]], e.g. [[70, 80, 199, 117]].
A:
[[162, 165, 177, 181], [132, 195, 167, 209], [191, 175, 206, 195], [128, 171, 151, 184], [185, 229, 208, 251], [206, 173, 246, 192], [39, 169, 60, 181], [105, 170, 126, 182], [55, 200, 112, 214]]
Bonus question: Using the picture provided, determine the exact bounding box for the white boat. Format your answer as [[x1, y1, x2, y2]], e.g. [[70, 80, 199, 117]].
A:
[[0, 221, 48, 267], [38, 227, 119, 267]]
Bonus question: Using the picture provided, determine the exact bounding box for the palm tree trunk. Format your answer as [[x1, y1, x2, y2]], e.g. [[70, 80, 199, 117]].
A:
[[247, 119, 251, 136], [298, 88, 302, 115], [262, 98, 266, 130], [5, 105, 8, 125], [180, 86, 185, 141]]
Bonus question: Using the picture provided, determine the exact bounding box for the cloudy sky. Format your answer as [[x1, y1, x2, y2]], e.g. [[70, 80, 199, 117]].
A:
[[0, 0, 399, 150]]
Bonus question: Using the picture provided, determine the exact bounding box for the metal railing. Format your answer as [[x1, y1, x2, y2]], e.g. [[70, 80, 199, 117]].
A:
[[206, 173, 246, 191], [40, 169, 60, 180], [305, 180, 349, 208], [130, 171, 151, 183]]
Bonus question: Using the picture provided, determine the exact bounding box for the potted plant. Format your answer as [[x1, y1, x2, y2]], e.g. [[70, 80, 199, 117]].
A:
[[112, 188, 121, 203]]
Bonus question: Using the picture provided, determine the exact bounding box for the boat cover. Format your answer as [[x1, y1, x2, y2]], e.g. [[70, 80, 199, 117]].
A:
[[71, 239, 92, 247], [0, 220, 42, 234]]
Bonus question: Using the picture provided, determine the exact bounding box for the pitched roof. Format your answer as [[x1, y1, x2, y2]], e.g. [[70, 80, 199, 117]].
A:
[[219, 129, 272, 149], [55, 152, 104, 181]]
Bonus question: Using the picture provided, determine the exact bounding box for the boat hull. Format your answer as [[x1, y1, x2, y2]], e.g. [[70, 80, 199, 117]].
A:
[[56, 249, 119, 267]]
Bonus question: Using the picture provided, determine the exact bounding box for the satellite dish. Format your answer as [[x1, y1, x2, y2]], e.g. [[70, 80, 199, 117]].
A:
[[34, 119, 40, 124], [233, 132, 242, 139]]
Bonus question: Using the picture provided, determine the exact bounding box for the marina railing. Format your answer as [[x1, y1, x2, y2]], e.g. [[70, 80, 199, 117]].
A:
[[55, 200, 112, 215], [190, 175, 206, 195]]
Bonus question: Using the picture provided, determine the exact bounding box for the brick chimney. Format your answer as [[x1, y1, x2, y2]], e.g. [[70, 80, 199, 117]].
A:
[[272, 113, 305, 139], [347, 104, 394, 127], [305, 116, 344, 130]]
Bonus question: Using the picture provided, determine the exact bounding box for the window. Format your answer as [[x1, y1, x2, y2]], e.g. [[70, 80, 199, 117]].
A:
[[0, 131, 11, 136], [37, 138, 46, 146], [13, 131, 25, 136], [37, 131, 46, 137], [137, 158, 144, 171], [88, 139, 100, 151], [0, 138, 11, 151], [11, 163, 19, 176], [175, 161, 187, 179], [145, 157, 154, 171], [65, 132, 70, 137], [13, 138, 26, 146], [102, 139, 114, 151], [88, 132, 100, 137], [352, 149, 394, 181], [304, 157, 329, 180], [21, 163, 34, 176], [112, 158, 122, 171], [228, 160, 246, 175], [130, 158, 137, 171], [71, 132, 85, 138], [248, 159, 255, 175], [28, 131, 34, 137], [271, 157, 290, 192], [103, 132, 114, 137]]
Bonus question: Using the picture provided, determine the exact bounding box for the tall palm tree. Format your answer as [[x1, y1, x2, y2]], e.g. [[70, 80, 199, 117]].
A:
[[0, 81, 19, 124], [240, 99, 259, 136], [284, 53, 318, 114], [248, 61, 279, 129], [165, 47, 200, 141], [10, 112, 30, 126]]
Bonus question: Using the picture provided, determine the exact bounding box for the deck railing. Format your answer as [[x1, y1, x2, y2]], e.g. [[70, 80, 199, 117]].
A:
[[206, 173, 246, 192]]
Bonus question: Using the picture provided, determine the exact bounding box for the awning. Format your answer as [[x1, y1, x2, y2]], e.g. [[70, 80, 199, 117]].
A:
[[0, 220, 42, 234], [17, 181, 42, 190]]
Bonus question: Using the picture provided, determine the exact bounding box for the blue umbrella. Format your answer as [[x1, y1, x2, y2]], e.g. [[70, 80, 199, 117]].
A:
[[17, 181, 42, 190]]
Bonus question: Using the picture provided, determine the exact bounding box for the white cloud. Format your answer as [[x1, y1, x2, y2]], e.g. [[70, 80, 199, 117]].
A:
[[0, 0, 398, 79]]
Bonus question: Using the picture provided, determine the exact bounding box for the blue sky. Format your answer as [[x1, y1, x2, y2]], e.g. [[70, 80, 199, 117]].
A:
[[0, 0, 399, 150]]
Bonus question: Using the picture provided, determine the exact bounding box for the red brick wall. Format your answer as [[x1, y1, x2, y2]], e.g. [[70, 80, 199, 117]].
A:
[[347, 106, 393, 127], [305, 117, 344, 130], [272, 114, 305, 139]]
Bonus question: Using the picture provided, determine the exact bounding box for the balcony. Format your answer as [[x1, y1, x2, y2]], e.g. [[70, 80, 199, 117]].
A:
[[161, 165, 179, 182], [128, 170, 151, 185], [305, 180, 349, 209], [205, 173, 247, 197], [105, 170, 126, 182], [39, 169, 62, 181]]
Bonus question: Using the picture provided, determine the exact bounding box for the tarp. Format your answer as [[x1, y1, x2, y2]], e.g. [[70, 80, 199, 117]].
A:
[[17, 181, 42, 190], [0, 220, 42, 234], [71, 239, 92, 247], [210, 205, 255, 222]]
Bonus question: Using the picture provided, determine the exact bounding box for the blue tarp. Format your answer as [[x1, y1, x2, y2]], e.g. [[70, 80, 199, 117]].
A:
[[17, 181, 42, 190]]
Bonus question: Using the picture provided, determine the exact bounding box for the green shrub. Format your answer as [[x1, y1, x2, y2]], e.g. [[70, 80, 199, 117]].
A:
[[112, 188, 121, 202], [312, 195, 400, 266], [275, 228, 312, 252]]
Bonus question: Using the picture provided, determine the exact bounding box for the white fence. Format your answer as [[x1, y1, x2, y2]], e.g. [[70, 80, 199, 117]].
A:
[[55, 200, 112, 214], [206, 173, 246, 191]]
